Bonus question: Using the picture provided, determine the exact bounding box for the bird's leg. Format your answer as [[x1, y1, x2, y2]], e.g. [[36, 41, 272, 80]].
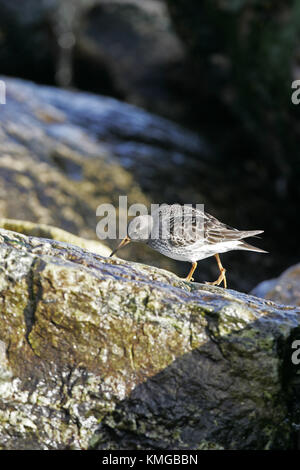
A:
[[206, 254, 227, 288], [185, 262, 197, 282]]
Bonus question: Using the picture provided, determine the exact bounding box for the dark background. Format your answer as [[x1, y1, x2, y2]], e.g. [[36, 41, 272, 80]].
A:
[[1, 0, 300, 291]]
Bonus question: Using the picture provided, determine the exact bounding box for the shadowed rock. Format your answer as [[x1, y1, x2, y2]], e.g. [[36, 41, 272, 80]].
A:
[[251, 264, 300, 307], [0, 0, 190, 122], [0, 228, 299, 449]]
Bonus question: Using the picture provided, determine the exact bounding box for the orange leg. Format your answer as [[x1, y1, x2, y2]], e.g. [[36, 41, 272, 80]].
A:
[[206, 254, 227, 288], [185, 261, 197, 282]]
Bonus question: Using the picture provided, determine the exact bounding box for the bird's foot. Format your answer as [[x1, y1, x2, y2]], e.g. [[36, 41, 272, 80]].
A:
[[205, 268, 227, 288]]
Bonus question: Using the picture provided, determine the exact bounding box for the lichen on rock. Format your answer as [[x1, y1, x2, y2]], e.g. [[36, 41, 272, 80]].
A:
[[0, 227, 300, 449]]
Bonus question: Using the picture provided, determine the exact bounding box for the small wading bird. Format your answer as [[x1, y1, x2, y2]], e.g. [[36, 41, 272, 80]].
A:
[[109, 204, 267, 288]]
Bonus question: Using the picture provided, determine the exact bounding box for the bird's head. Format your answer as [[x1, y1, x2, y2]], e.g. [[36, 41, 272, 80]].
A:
[[109, 215, 153, 257]]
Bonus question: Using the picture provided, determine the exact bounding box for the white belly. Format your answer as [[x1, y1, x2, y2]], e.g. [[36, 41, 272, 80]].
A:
[[157, 240, 241, 263]]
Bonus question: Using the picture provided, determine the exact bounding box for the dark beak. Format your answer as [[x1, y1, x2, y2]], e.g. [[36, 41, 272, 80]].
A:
[[109, 235, 131, 257]]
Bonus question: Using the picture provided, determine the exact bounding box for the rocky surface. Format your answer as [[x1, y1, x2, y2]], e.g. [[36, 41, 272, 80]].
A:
[[0, 228, 300, 449], [0, 218, 110, 257], [251, 264, 300, 307]]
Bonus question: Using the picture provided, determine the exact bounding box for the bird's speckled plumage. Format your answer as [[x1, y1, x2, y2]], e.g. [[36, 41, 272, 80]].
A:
[[110, 204, 267, 287], [145, 205, 265, 262]]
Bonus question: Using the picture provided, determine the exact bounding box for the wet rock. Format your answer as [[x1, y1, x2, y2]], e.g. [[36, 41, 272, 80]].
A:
[[0, 228, 299, 449], [0, 75, 207, 209], [251, 264, 300, 307], [0, 76, 149, 239]]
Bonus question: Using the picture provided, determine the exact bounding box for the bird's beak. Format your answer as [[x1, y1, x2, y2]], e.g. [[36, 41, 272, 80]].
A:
[[109, 235, 131, 257]]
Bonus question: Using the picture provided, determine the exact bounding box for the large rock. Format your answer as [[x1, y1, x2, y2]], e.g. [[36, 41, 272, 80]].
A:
[[251, 264, 300, 307], [0, 228, 299, 449]]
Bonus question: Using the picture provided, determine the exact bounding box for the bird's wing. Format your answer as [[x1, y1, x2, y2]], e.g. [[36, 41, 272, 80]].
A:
[[156, 205, 206, 247], [204, 212, 236, 244], [168, 208, 247, 247], [204, 212, 262, 244], [152, 205, 257, 248]]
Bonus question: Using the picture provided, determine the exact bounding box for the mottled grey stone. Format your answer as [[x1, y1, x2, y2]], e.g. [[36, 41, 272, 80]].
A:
[[0, 228, 299, 449]]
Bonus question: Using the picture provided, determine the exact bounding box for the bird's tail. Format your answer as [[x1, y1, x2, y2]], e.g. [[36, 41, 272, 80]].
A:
[[237, 230, 267, 253], [237, 229, 264, 239], [238, 240, 268, 253]]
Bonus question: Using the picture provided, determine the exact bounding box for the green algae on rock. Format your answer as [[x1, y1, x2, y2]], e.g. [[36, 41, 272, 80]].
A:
[[0, 228, 300, 449]]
